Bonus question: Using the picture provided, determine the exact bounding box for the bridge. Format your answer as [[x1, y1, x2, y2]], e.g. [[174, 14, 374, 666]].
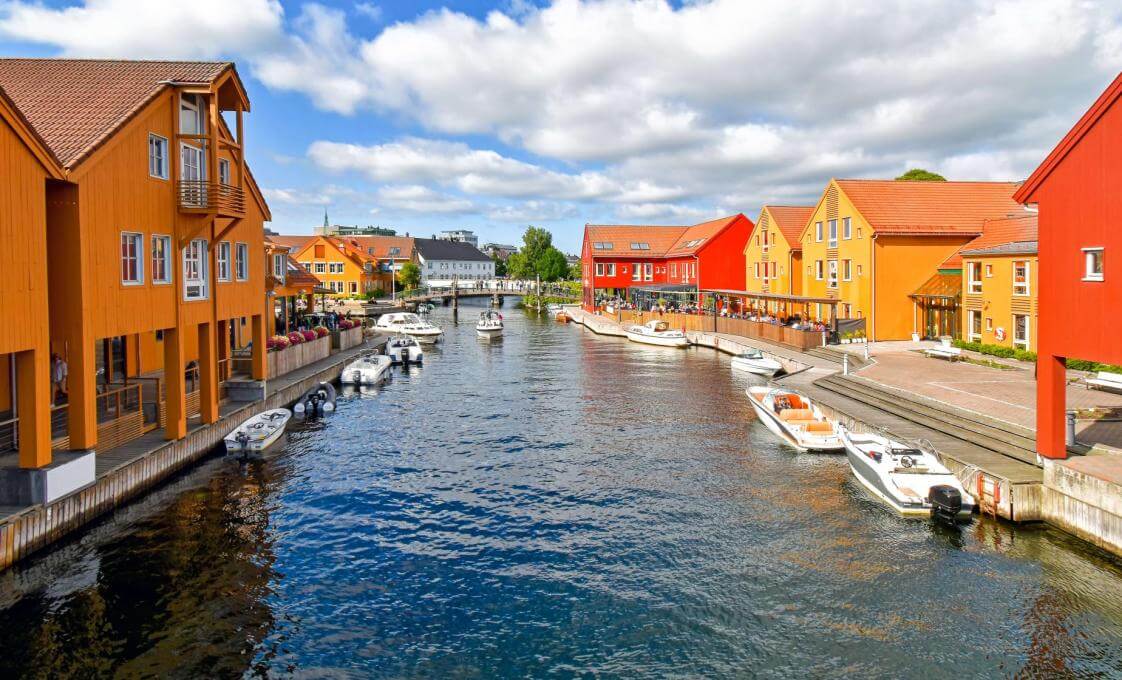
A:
[[397, 281, 579, 308]]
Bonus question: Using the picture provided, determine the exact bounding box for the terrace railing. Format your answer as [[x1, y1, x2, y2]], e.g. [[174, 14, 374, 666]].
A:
[[177, 180, 245, 216]]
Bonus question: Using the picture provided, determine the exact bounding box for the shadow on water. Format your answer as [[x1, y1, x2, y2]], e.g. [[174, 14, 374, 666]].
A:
[[1, 299, 1122, 678]]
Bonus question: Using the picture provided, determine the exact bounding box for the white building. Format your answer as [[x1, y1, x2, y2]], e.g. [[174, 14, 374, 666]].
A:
[[414, 238, 494, 286], [436, 229, 479, 248]]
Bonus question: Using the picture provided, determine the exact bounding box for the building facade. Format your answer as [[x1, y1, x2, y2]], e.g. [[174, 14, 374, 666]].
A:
[[743, 206, 812, 308], [437, 230, 479, 248], [414, 238, 494, 285], [959, 215, 1038, 352]]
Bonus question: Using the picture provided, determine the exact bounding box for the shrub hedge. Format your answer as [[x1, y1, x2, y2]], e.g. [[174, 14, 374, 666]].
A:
[[951, 339, 1122, 373]]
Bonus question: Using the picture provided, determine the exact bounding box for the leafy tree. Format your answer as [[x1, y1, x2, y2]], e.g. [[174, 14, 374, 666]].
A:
[[491, 254, 507, 277], [537, 247, 569, 282], [896, 168, 946, 181], [508, 226, 573, 308], [568, 259, 582, 280], [397, 261, 422, 289]]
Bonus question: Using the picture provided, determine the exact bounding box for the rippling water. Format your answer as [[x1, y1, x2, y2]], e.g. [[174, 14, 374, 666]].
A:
[[3, 300, 1122, 678]]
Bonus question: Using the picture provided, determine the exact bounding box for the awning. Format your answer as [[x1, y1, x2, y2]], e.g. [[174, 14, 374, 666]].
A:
[[629, 284, 697, 293], [909, 273, 961, 301], [703, 289, 840, 306]]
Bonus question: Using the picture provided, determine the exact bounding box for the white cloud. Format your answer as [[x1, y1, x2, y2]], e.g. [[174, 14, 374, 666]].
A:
[[376, 185, 475, 214], [614, 202, 725, 224], [354, 3, 382, 22], [485, 201, 577, 222]]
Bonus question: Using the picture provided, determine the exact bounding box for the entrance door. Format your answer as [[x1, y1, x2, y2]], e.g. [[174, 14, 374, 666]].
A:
[[924, 303, 959, 339], [180, 143, 205, 206]]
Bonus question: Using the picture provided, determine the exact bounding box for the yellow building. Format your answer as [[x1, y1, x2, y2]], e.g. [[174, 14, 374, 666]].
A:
[[960, 215, 1038, 352], [286, 235, 377, 297], [743, 205, 812, 313], [798, 179, 1023, 340]]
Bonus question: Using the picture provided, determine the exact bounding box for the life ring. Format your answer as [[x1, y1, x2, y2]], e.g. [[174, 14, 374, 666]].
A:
[[994, 327, 1006, 341]]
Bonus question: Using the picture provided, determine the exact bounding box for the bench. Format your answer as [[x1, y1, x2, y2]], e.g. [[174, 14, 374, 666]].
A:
[[924, 346, 962, 361], [1087, 371, 1122, 393]]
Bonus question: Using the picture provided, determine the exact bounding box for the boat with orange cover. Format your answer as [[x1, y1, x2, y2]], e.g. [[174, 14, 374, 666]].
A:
[[747, 386, 843, 452]]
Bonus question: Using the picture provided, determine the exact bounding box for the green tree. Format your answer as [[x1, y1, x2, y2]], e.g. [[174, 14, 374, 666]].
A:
[[397, 261, 422, 290], [568, 259, 582, 280], [508, 226, 572, 308], [491, 254, 508, 277], [896, 168, 946, 181]]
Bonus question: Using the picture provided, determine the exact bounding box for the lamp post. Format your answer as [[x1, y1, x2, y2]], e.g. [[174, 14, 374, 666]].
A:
[[390, 256, 396, 303]]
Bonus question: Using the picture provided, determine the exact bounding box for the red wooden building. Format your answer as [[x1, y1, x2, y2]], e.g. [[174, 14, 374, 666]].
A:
[[580, 215, 754, 309], [1014, 73, 1122, 459]]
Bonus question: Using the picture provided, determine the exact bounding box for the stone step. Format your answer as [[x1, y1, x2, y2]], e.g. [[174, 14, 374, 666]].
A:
[[805, 346, 870, 369], [814, 374, 1039, 466]]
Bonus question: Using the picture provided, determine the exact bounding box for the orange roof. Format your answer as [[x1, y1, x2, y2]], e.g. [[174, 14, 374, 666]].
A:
[[269, 235, 312, 251], [0, 59, 234, 168], [835, 179, 1024, 236], [940, 213, 1038, 268], [667, 215, 743, 254], [762, 205, 814, 248], [584, 224, 689, 257], [338, 235, 415, 260]]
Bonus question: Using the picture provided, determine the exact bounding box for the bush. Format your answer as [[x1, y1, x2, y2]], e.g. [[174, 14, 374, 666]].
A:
[[313, 325, 330, 338], [1013, 349, 1037, 362], [287, 331, 305, 345], [338, 319, 360, 330], [1067, 359, 1122, 374], [301, 329, 317, 342], [952, 339, 1015, 359]]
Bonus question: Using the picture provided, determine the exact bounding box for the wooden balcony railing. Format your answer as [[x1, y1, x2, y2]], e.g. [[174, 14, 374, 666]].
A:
[[177, 180, 245, 216]]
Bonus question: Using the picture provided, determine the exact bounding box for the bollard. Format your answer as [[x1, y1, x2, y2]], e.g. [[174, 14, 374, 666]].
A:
[[842, 353, 849, 376], [1066, 410, 1077, 446]]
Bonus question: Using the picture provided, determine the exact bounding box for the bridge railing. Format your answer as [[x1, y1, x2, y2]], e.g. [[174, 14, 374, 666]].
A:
[[400, 280, 578, 300]]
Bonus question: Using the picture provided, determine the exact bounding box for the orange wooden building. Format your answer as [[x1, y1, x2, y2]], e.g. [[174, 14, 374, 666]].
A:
[[0, 59, 272, 474], [272, 234, 415, 296]]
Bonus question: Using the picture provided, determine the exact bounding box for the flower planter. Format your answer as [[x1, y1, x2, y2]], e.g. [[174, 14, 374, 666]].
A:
[[267, 334, 331, 379], [332, 325, 364, 350]]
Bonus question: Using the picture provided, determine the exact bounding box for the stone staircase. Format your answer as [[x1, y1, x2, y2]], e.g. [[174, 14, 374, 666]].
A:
[[813, 373, 1039, 466], [805, 345, 872, 370]]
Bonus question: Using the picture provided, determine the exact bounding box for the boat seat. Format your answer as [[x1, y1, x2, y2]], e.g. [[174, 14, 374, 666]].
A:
[[804, 421, 834, 433], [787, 396, 806, 409], [779, 408, 815, 422]]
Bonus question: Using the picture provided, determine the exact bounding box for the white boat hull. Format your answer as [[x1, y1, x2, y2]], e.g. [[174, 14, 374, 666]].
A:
[[625, 330, 689, 348], [225, 408, 291, 453], [341, 357, 392, 385], [476, 326, 503, 336], [731, 356, 783, 376], [747, 387, 843, 453]]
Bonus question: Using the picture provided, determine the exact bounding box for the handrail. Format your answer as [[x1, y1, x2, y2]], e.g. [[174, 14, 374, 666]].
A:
[[177, 180, 245, 214]]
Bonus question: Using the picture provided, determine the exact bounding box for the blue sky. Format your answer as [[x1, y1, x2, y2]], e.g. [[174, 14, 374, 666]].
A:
[[3, 0, 1121, 252]]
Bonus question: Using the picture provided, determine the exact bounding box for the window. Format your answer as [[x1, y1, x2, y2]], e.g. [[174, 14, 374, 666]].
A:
[[273, 254, 286, 280], [843, 259, 852, 281], [755, 262, 760, 279], [986, 317, 993, 331], [151, 235, 172, 284], [755, 235, 760, 246], [770, 262, 777, 278], [179, 94, 205, 135], [815, 260, 824, 280], [968, 262, 983, 294], [842, 217, 852, 240], [969, 310, 982, 340], [605, 264, 616, 276], [218, 158, 231, 185], [1013, 260, 1029, 296], [671, 263, 677, 278], [236, 242, 248, 281], [595, 263, 605, 276], [632, 264, 641, 281], [148, 134, 168, 179], [315, 244, 326, 258], [350, 281, 358, 294], [216, 241, 231, 281], [1013, 314, 1030, 349], [856, 264, 863, 277], [1084, 248, 1104, 281], [985, 264, 993, 278], [314, 262, 326, 274], [762, 231, 769, 249], [592, 242, 614, 250], [630, 242, 650, 250], [828, 219, 838, 248], [857, 228, 863, 239], [643, 263, 653, 281], [120, 232, 143, 284], [827, 260, 838, 288], [815, 222, 823, 242], [183, 239, 208, 300]]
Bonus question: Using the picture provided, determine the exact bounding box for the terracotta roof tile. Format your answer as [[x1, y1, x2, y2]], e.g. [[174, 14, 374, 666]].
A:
[[836, 179, 1023, 236], [761, 205, 814, 248], [959, 214, 1039, 256], [667, 215, 742, 254], [0, 58, 230, 167], [584, 224, 689, 257], [338, 235, 415, 259]]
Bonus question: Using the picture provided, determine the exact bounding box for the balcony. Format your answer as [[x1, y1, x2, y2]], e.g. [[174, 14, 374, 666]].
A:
[[177, 180, 245, 217]]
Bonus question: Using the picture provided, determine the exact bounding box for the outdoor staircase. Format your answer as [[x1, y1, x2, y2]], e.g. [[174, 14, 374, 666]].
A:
[[813, 373, 1040, 466], [805, 346, 871, 370]]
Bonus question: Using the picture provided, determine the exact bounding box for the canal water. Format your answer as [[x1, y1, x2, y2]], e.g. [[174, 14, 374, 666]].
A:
[[2, 300, 1122, 678]]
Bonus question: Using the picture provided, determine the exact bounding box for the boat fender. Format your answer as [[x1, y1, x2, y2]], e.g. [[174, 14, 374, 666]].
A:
[[323, 402, 335, 413], [294, 402, 306, 413]]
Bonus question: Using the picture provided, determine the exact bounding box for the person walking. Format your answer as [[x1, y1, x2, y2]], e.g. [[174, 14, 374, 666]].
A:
[[51, 353, 68, 405]]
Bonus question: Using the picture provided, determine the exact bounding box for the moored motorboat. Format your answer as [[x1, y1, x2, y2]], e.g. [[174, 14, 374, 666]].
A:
[[746, 386, 843, 452], [375, 312, 443, 343], [625, 320, 689, 348], [225, 409, 292, 455], [293, 382, 336, 416], [341, 354, 392, 385], [386, 334, 424, 364], [546, 303, 562, 316], [475, 310, 503, 336], [840, 429, 975, 521], [730, 348, 784, 376]]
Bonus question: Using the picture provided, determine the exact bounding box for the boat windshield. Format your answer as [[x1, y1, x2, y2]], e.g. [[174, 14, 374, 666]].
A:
[[740, 350, 763, 359], [649, 321, 670, 332]]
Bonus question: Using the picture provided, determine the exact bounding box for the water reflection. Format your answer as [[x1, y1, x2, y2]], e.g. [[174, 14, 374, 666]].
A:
[[0, 301, 1121, 678]]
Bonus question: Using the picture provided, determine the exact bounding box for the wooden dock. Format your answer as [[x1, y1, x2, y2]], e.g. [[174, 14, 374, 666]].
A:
[[0, 336, 386, 571]]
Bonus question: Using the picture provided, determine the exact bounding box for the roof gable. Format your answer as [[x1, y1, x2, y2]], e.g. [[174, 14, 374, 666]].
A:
[[836, 179, 1023, 236], [759, 205, 813, 248], [958, 214, 1038, 256], [413, 238, 493, 262], [0, 85, 62, 178]]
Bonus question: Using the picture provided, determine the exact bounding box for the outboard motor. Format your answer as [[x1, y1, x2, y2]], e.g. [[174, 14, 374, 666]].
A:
[[233, 431, 251, 461], [928, 484, 963, 523]]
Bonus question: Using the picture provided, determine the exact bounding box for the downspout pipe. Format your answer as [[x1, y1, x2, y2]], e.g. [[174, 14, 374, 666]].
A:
[[870, 232, 879, 343]]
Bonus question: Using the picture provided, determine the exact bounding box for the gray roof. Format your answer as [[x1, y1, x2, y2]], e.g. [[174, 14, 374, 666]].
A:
[[413, 238, 492, 262], [960, 240, 1038, 257]]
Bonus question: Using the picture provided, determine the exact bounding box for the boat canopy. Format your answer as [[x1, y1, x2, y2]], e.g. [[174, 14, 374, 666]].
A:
[[646, 320, 670, 332]]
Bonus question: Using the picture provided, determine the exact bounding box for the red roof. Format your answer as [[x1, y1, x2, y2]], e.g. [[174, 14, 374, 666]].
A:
[[1015, 72, 1122, 204], [585, 215, 745, 258], [667, 215, 743, 254], [0, 59, 233, 168], [761, 205, 814, 248], [338, 235, 415, 260], [835, 179, 1024, 236]]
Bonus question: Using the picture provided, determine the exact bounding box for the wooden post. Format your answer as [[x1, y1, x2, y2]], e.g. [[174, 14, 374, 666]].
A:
[[251, 314, 267, 381], [217, 319, 229, 379], [66, 336, 98, 450], [197, 322, 219, 424], [15, 349, 51, 469], [163, 326, 186, 440]]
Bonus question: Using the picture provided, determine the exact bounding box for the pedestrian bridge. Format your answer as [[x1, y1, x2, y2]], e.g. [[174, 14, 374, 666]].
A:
[[398, 282, 578, 304]]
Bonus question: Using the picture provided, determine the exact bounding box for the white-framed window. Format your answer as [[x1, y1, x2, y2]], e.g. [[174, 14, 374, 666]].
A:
[[1013, 260, 1030, 296], [755, 262, 760, 279], [151, 234, 172, 284], [828, 219, 838, 248], [842, 259, 852, 281], [857, 264, 863, 276], [815, 221, 823, 242], [606, 263, 616, 276], [968, 261, 983, 294], [1083, 247, 1104, 282], [120, 232, 144, 285], [986, 317, 993, 331], [183, 239, 209, 300], [815, 260, 824, 280], [273, 254, 286, 281], [827, 260, 838, 288], [236, 242, 249, 281], [216, 241, 231, 282], [985, 264, 993, 278], [770, 262, 777, 278], [218, 158, 231, 186], [179, 94, 205, 135], [314, 262, 326, 274], [148, 134, 168, 179], [1013, 314, 1030, 349], [632, 263, 641, 281], [842, 217, 851, 240], [350, 281, 358, 294], [643, 263, 653, 281], [857, 228, 863, 239], [969, 310, 982, 340], [595, 263, 605, 276]]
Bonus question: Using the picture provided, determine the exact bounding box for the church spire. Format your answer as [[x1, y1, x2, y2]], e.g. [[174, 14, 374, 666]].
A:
[[323, 209, 329, 229]]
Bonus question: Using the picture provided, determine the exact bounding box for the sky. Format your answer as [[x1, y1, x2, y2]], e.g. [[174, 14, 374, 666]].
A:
[[2, 0, 1121, 253]]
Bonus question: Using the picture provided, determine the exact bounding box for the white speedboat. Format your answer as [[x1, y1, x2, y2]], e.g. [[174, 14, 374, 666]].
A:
[[546, 303, 563, 316], [386, 334, 424, 364], [625, 320, 689, 348], [341, 354, 392, 385], [840, 429, 975, 521], [476, 310, 503, 336], [225, 409, 292, 454], [731, 348, 783, 376], [375, 312, 443, 342], [747, 386, 843, 452]]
